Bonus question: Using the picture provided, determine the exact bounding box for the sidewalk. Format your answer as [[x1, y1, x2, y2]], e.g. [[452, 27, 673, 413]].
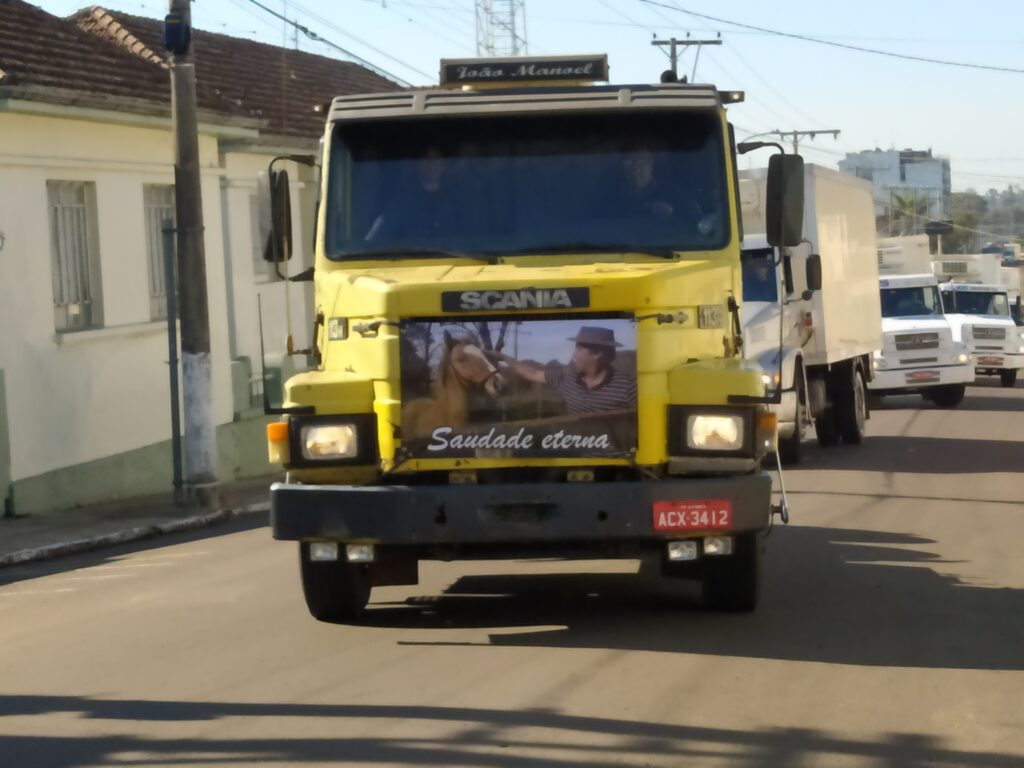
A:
[[0, 475, 277, 567]]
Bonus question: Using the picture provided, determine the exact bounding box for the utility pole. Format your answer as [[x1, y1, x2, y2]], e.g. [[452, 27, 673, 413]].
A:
[[651, 36, 721, 82], [166, 0, 217, 500], [772, 128, 841, 155]]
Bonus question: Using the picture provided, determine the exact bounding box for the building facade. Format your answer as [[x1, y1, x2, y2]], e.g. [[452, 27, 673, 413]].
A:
[[839, 148, 952, 223], [0, 2, 399, 514]]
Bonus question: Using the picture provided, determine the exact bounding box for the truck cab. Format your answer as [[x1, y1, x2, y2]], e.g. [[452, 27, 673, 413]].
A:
[[871, 274, 972, 406], [938, 282, 1023, 387], [869, 237, 973, 406], [933, 253, 1024, 387], [259, 56, 806, 621]]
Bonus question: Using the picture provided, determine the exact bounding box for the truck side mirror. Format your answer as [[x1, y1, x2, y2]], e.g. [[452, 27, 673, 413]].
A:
[[806, 253, 822, 292], [766, 154, 804, 248], [258, 169, 293, 263]]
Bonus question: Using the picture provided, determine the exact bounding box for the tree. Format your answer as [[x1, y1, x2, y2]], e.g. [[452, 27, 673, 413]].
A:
[[888, 190, 931, 236], [941, 191, 986, 254]]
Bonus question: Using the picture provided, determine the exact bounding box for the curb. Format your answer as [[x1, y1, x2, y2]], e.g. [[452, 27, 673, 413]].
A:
[[0, 502, 270, 568]]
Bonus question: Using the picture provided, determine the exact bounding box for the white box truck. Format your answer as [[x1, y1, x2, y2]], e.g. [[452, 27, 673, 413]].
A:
[[740, 164, 882, 463], [871, 236, 973, 407], [932, 253, 1024, 387]]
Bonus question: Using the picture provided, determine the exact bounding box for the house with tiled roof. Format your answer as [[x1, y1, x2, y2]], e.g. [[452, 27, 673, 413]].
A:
[[0, 0, 402, 515]]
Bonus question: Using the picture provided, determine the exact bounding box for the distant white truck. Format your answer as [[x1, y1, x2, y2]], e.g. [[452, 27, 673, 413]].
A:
[[932, 252, 1024, 387], [870, 236, 973, 407], [740, 164, 882, 464]]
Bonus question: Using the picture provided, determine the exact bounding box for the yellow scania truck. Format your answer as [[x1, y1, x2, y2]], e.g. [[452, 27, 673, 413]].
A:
[[260, 55, 806, 621]]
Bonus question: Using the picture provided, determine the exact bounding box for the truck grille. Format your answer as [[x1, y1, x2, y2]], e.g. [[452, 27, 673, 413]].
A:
[[900, 357, 938, 364], [895, 332, 940, 351], [973, 326, 1006, 340]]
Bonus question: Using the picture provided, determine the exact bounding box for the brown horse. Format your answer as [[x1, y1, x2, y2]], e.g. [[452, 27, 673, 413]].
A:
[[403, 331, 508, 440]]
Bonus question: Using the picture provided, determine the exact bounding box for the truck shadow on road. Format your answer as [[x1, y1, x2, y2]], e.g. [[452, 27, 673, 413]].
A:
[[2, 695, 1023, 768], [364, 525, 1024, 671], [796, 435, 1024, 474]]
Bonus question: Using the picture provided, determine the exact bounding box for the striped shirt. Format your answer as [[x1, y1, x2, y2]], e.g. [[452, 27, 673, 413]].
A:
[[545, 366, 637, 415]]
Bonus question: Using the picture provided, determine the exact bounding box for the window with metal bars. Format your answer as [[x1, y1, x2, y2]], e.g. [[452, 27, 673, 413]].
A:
[[143, 184, 177, 319], [47, 181, 102, 332]]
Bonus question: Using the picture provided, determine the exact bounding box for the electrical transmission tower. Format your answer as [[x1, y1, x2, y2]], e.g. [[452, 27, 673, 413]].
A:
[[476, 0, 528, 56]]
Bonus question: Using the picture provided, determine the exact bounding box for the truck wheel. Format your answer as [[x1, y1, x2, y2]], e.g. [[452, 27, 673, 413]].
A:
[[702, 533, 760, 612], [836, 366, 867, 445], [1000, 370, 1018, 388], [929, 384, 966, 408], [814, 406, 840, 447], [777, 385, 803, 465], [299, 544, 371, 622]]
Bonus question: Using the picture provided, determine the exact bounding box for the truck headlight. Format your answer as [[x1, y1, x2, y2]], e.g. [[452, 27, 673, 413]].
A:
[[687, 414, 744, 451], [958, 353, 969, 363], [301, 423, 359, 460]]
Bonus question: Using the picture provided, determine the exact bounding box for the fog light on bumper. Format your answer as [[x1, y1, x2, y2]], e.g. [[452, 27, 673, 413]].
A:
[[667, 540, 699, 562], [310, 542, 339, 561], [345, 544, 376, 563], [703, 536, 734, 556]]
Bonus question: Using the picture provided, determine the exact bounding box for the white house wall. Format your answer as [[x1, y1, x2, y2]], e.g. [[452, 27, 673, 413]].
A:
[[0, 110, 235, 484]]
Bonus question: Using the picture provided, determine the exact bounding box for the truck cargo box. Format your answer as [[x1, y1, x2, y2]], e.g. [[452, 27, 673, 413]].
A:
[[740, 163, 881, 367]]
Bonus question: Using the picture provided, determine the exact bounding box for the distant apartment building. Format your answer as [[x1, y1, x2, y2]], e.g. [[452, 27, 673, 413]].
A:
[[839, 148, 951, 221]]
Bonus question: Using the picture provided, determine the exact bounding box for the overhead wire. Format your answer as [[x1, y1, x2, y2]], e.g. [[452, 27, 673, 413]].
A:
[[365, 0, 476, 55], [281, 0, 435, 81], [241, 0, 413, 85], [638, 0, 1024, 75]]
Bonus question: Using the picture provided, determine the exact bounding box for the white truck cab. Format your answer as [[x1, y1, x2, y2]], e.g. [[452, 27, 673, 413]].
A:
[[933, 253, 1024, 387], [870, 273, 972, 406], [939, 282, 1024, 387], [869, 236, 973, 406]]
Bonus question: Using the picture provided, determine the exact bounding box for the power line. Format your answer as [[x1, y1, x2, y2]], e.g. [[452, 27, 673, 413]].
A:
[[639, 0, 1024, 75], [283, 0, 435, 81], [242, 0, 412, 85], [369, 0, 475, 55]]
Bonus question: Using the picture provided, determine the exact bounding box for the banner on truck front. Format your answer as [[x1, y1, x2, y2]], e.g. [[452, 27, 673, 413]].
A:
[[399, 318, 638, 459]]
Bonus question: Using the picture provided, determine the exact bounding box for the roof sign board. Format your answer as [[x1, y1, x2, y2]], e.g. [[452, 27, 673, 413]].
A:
[[440, 55, 609, 87]]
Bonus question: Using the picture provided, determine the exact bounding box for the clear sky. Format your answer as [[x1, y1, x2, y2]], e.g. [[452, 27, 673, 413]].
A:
[[35, 0, 1024, 191]]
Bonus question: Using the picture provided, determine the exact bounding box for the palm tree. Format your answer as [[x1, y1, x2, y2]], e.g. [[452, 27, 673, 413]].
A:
[[889, 190, 932, 236]]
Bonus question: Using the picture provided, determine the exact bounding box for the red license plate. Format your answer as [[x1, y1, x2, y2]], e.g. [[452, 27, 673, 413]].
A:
[[653, 500, 732, 531], [906, 370, 939, 381], [978, 356, 1003, 365]]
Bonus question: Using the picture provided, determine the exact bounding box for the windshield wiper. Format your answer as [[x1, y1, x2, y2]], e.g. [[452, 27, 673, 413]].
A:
[[505, 242, 678, 259], [335, 247, 499, 264]]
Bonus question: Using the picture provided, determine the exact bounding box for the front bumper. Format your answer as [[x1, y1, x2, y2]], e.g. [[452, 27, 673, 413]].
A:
[[271, 474, 772, 546], [972, 351, 1024, 373], [869, 362, 974, 392]]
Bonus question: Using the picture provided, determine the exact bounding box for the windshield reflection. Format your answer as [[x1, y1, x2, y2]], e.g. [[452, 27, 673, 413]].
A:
[[326, 111, 730, 259], [941, 289, 1010, 317], [880, 286, 943, 318]]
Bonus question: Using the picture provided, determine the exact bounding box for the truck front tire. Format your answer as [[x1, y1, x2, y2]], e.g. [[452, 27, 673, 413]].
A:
[[1000, 370, 1018, 388], [299, 544, 371, 622], [814, 406, 840, 447], [928, 384, 966, 408], [702, 532, 760, 612], [778, 376, 804, 465]]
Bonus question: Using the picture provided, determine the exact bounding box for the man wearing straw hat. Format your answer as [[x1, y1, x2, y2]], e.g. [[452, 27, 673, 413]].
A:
[[492, 326, 637, 415]]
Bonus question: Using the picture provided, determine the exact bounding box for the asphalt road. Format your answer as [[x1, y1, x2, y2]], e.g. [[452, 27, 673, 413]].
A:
[[1, 379, 1022, 768]]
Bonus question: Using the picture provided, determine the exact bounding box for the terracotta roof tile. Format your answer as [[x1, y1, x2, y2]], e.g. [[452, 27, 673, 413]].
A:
[[0, 0, 236, 117], [75, 7, 404, 140]]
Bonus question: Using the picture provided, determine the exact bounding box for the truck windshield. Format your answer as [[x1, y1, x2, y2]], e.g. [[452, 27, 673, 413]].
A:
[[941, 289, 1010, 317], [741, 247, 777, 302], [325, 110, 729, 260], [880, 286, 943, 318]]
